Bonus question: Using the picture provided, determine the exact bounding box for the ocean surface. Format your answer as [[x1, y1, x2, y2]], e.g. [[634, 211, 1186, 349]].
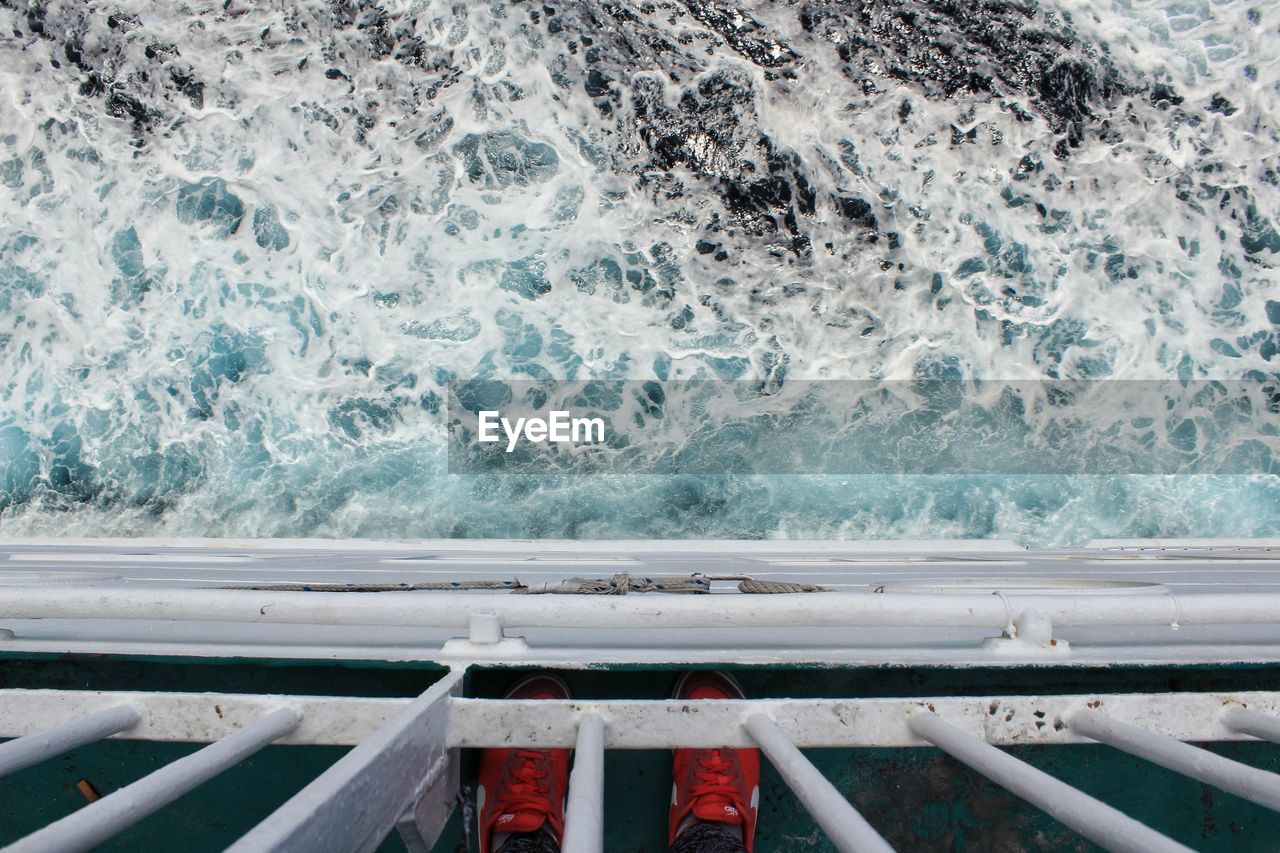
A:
[[0, 0, 1277, 544]]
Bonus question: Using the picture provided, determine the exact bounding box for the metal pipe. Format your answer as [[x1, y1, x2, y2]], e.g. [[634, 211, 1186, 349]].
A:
[[1222, 707, 1280, 745], [5, 707, 300, 853], [744, 714, 894, 853], [561, 714, 606, 853], [909, 711, 1190, 853], [0, 705, 140, 778], [1, 587, 1278, 630], [1068, 709, 1280, 811]]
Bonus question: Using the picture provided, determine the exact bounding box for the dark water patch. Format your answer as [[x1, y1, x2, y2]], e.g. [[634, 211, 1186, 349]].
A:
[[633, 71, 818, 254], [0, 265, 44, 312], [328, 398, 399, 440], [799, 0, 1132, 152], [184, 325, 266, 420], [1150, 82, 1184, 109], [5, 0, 201, 144], [3, 0, 466, 152], [453, 131, 560, 189], [0, 424, 40, 512], [46, 421, 97, 502], [108, 226, 163, 309], [678, 0, 799, 70], [1207, 93, 1238, 116], [252, 206, 290, 251], [500, 256, 551, 300], [176, 178, 246, 237]]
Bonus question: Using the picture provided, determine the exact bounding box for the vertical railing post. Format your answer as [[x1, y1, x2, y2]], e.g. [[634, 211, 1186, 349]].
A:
[[1068, 709, 1280, 811], [6, 707, 300, 853], [0, 705, 140, 778], [561, 713, 606, 853], [909, 711, 1191, 853], [744, 714, 894, 853], [1221, 707, 1280, 745]]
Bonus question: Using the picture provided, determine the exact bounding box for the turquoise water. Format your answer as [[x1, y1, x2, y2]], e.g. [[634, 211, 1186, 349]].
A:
[[0, 0, 1277, 544]]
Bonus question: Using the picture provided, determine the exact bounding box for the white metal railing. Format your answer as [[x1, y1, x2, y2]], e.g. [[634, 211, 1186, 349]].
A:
[[6, 707, 300, 853], [1, 679, 1279, 852], [5, 538, 1280, 668], [0, 705, 140, 777], [906, 712, 1191, 853], [5, 586, 1280, 630], [1067, 709, 1280, 811], [1224, 707, 1280, 744], [227, 672, 463, 853], [561, 714, 606, 853], [743, 714, 894, 852], [5, 585, 1280, 669]]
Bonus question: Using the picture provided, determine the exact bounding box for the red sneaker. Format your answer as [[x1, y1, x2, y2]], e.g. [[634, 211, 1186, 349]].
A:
[[669, 671, 760, 852], [477, 674, 572, 853]]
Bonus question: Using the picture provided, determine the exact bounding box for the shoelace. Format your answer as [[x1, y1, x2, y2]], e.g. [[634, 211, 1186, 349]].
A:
[[690, 750, 743, 805], [495, 750, 554, 816]]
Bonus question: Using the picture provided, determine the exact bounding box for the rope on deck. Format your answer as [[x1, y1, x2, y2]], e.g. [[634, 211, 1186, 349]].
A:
[[522, 574, 711, 594], [221, 573, 828, 594], [737, 578, 829, 594]]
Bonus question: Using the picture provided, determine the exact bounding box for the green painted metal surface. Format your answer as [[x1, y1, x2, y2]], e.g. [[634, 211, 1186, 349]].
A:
[[1, 655, 1279, 851]]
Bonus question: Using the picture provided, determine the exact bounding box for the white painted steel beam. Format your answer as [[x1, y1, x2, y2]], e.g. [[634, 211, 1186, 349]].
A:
[[6, 690, 1278, 749], [448, 691, 1280, 749], [744, 714, 894, 853], [1223, 707, 1280, 745], [2, 587, 1280, 631], [4, 706, 300, 853], [0, 688, 408, 745], [561, 713, 605, 853], [395, 739, 460, 853], [0, 704, 139, 778], [228, 670, 464, 853], [1068, 709, 1280, 811], [908, 711, 1191, 853]]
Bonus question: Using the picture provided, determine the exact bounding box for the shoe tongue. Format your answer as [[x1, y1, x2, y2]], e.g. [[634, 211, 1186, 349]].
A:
[[692, 797, 744, 824], [493, 809, 547, 835]]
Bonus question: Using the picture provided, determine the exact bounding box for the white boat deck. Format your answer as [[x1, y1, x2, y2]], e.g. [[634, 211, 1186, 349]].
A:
[[1, 538, 1278, 666]]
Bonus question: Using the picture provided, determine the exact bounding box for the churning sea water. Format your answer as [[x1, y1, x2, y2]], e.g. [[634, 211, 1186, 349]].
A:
[[0, 0, 1276, 544]]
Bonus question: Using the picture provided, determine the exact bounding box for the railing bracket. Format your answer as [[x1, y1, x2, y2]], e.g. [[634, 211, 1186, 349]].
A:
[[441, 612, 530, 656], [981, 611, 1070, 658]]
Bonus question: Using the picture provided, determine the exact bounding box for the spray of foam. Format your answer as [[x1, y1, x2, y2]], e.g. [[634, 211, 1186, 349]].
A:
[[0, 0, 1276, 543]]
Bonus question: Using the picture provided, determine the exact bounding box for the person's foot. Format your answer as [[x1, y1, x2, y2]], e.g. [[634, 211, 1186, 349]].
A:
[[477, 674, 572, 853], [669, 671, 760, 852]]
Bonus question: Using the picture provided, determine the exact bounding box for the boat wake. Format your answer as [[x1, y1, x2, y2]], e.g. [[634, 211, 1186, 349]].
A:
[[0, 0, 1276, 542]]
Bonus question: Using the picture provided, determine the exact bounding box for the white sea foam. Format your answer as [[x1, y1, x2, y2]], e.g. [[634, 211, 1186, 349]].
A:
[[0, 0, 1275, 543]]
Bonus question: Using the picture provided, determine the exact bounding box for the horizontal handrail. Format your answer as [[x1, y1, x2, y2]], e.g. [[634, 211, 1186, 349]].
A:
[[0, 688, 406, 746], [2, 587, 1279, 629], [3, 690, 1277, 748]]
